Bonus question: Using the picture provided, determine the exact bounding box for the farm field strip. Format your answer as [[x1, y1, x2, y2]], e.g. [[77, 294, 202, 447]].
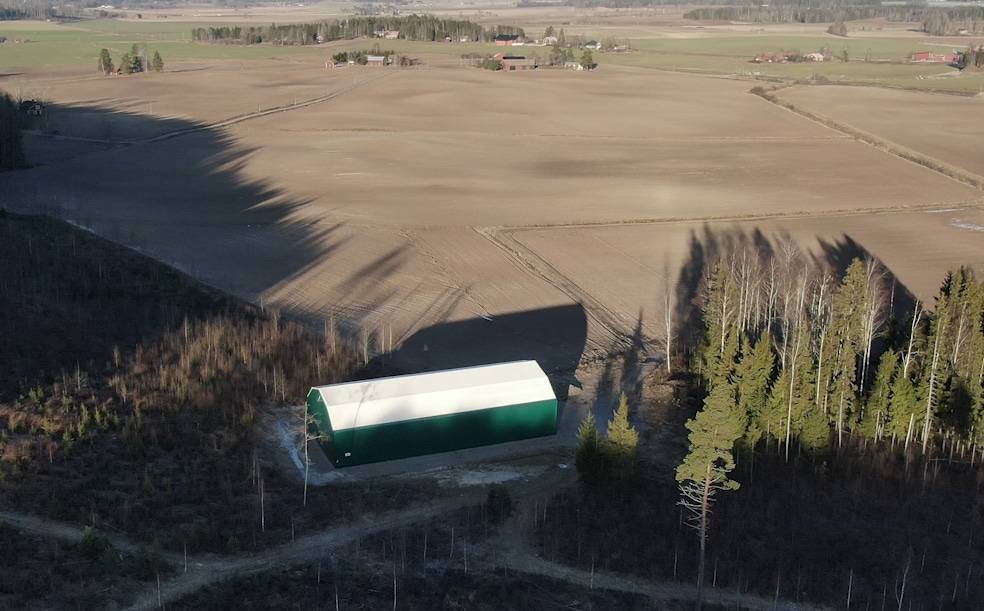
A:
[[756, 87, 984, 190], [5, 61, 983, 368], [510, 206, 984, 344], [775, 85, 984, 180]]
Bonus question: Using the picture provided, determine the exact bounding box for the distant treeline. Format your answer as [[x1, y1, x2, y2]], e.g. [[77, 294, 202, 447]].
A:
[[964, 45, 984, 70], [0, 0, 87, 20], [683, 4, 920, 24], [565, 0, 876, 7], [683, 3, 984, 32], [0, 0, 250, 18], [922, 7, 984, 35], [191, 15, 525, 46]]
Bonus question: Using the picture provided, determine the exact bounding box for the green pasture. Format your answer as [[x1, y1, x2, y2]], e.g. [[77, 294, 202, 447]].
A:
[[628, 35, 966, 61], [0, 19, 319, 69], [3, 19, 982, 93], [603, 35, 984, 93]]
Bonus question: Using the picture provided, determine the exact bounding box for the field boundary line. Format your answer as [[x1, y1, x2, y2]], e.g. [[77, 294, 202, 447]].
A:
[[479, 200, 984, 234], [751, 85, 984, 191]]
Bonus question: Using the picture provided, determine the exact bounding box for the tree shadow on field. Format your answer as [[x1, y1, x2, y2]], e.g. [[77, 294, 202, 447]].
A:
[[672, 224, 919, 360], [0, 103, 355, 393], [387, 303, 588, 408]]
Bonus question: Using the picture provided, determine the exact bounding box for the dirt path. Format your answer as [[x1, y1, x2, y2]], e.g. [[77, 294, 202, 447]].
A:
[[488, 544, 827, 611], [1, 474, 824, 611], [0, 509, 179, 560], [123, 494, 480, 610]]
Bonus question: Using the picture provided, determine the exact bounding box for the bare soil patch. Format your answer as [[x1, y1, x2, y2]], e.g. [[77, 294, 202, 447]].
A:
[[4, 62, 980, 367], [516, 207, 984, 341]]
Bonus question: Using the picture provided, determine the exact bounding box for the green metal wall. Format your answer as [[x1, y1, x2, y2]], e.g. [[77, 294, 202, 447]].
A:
[[305, 392, 557, 468]]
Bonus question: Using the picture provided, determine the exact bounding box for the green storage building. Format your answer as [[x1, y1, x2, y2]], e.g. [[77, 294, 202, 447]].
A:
[[306, 360, 557, 467]]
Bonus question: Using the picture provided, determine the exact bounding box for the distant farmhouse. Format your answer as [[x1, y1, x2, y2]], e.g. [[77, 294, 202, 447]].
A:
[[494, 34, 521, 46], [495, 53, 536, 71], [366, 54, 390, 66], [911, 50, 960, 63], [752, 51, 800, 63]]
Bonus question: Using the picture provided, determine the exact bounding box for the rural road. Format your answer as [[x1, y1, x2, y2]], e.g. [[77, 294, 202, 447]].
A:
[[0, 489, 827, 610]]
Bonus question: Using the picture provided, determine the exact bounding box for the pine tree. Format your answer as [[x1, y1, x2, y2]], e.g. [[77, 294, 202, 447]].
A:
[[150, 50, 164, 72], [97, 48, 114, 75], [676, 381, 743, 605]]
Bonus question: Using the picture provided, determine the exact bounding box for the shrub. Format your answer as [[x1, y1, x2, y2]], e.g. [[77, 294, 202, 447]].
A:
[[486, 484, 513, 525]]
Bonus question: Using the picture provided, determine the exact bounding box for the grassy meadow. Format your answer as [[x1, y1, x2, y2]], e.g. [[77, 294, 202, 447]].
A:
[[0, 19, 320, 69], [604, 34, 984, 93], [2, 17, 983, 92]]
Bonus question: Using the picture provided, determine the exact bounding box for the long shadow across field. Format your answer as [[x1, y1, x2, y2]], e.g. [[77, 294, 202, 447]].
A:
[[0, 104, 352, 393], [387, 303, 588, 410], [672, 224, 920, 363]]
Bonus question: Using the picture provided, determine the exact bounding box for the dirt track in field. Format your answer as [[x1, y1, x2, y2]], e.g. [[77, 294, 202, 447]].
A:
[[2, 62, 982, 372]]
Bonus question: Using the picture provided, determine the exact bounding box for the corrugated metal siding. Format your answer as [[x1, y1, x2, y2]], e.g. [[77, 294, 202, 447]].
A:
[[310, 360, 554, 431], [328, 399, 557, 467], [306, 361, 558, 467]]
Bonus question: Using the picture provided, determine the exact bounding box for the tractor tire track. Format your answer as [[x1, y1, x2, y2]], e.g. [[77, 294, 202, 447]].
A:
[[22, 71, 396, 149], [475, 226, 634, 353]]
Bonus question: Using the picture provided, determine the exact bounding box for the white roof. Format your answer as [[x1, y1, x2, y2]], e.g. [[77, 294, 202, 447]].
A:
[[310, 360, 554, 431]]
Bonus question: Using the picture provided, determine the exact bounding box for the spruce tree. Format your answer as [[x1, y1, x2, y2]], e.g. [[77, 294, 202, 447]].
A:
[[575, 411, 603, 485], [762, 365, 790, 445], [119, 52, 133, 75], [788, 326, 827, 452], [700, 261, 739, 388], [150, 51, 164, 72], [859, 351, 898, 440], [736, 331, 774, 447], [606, 392, 639, 480], [888, 371, 919, 446]]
